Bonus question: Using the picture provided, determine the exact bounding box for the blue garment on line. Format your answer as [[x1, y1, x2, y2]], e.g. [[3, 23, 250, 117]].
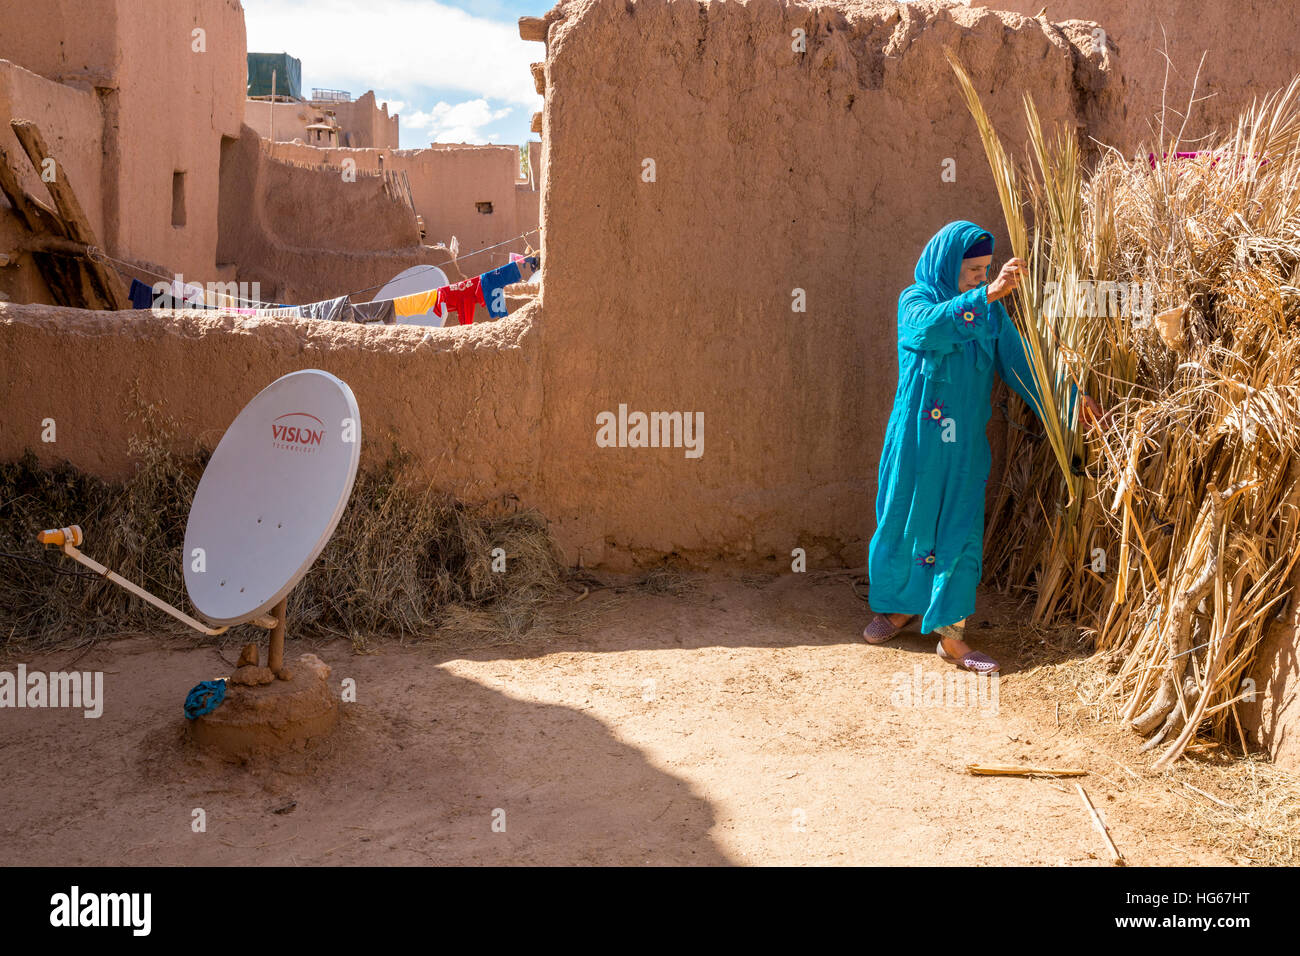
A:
[[478, 261, 522, 318], [866, 220, 1078, 634], [128, 278, 154, 310], [183, 679, 226, 719]]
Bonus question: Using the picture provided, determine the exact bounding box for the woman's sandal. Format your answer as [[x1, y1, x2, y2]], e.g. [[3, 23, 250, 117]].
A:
[[936, 640, 1000, 675], [863, 614, 912, 645]]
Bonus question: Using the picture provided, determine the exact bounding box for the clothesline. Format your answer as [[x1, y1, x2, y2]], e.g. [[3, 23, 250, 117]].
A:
[[91, 247, 281, 309], [95, 225, 542, 312], [348, 228, 541, 300], [227, 250, 539, 325]]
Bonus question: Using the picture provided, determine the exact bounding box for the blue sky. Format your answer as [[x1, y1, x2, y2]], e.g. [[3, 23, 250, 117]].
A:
[[242, 0, 547, 148]]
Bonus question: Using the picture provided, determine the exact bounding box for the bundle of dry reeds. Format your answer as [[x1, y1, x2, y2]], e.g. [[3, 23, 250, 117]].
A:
[[950, 51, 1300, 766]]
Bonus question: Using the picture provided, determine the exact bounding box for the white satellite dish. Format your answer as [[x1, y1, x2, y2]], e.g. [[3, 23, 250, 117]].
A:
[[40, 367, 361, 660], [372, 264, 451, 326], [184, 370, 361, 625]]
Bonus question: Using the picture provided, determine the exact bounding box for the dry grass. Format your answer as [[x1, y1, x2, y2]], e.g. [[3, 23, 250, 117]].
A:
[[0, 426, 573, 653], [1001, 615, 1299, 864], [0, 394, 700, 657], [951, 53, 1300, 767]]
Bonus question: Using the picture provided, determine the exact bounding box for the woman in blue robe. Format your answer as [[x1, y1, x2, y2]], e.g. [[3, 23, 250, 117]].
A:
[[862, 220, 1098, 673]]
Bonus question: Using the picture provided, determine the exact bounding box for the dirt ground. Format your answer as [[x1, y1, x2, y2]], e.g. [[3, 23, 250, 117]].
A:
[[0, 571, 1287, 866]]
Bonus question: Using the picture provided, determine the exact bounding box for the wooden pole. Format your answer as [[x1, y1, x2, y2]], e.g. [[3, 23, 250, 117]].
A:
[[1076, 783, 1125, 865], [268, 596, 287, 676], [9, 119, 129, 309], [0, 143, 61, 233]]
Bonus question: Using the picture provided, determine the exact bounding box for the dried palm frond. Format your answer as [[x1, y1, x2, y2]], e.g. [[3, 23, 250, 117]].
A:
[[957, 53, 1300, 767], [945, 50, 1084, 514]]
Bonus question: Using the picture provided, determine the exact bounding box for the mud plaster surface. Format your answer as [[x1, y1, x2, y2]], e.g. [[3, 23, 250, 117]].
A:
[[190, 656, 338, 761], [0, 576, 1235, 865]]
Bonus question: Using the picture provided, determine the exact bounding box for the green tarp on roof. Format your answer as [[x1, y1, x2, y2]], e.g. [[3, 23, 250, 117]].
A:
[[247, 52, 302, 99]]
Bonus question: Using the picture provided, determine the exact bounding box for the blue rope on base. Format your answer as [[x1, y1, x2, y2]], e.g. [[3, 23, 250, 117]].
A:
[[184, 679, 226, 719]]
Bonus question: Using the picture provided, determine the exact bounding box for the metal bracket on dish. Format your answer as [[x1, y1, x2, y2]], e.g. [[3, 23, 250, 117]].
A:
[[36, 525, 278, 634]]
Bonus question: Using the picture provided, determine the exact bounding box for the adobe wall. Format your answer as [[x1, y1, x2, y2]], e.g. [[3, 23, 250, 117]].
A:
[[972, 0, 1300, 151], [245, 91, 400, 149], [531, 0, 1115, 567], [0, 302, 543, 495], [259, 150, 416, 254], [215, 126, 440, 304], [331, 91, 400, 148], [0, 0, 120, 86], [264, 141, 538, 272], [109, 0, 246, 282], [1243, 594, 1300, 773], [244, 98, 319, 145]]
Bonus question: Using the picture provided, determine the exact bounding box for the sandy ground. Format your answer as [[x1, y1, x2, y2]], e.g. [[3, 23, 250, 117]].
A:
[[0, 573, 1253, 865]]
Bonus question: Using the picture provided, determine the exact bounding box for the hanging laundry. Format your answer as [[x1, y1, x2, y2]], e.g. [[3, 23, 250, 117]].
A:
[[440, 276, 485, 325], [210, 289, 254, 309], [170, 278, 208, 309], [394, 288, 440, 318], [352, 298, 395, 324], [128, 278, 154, 310], [478, 261, 522, 319], [297, 295, 353, 322], [256, 307, 302, 319]]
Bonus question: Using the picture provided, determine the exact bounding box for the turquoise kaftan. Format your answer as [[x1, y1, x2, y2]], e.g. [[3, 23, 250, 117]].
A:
[[866, 220, 1076, 635]]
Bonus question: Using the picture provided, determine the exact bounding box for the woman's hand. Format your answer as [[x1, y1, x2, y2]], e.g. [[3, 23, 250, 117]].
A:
[[986, 258, 1027, 302], [1080, 393, 1109, 431]]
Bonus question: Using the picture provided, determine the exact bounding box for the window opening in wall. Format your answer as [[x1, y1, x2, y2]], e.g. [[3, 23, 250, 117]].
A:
[[476, 201, 493, 214], [171, 171, 187, 227]]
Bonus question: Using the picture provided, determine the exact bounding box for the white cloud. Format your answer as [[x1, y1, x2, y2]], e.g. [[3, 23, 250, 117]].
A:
[[413, 99, 514, 144], [402, 109, 438, 133], [243, 0, 542, 107]]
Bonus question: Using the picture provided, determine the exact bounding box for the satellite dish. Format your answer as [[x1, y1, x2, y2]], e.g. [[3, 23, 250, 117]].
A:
[[372, 264, 451, 326], [183, 369, 361, 626]]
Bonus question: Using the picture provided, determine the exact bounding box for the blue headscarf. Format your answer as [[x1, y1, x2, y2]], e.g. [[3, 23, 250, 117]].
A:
[[909, 220, 1002, 376]]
